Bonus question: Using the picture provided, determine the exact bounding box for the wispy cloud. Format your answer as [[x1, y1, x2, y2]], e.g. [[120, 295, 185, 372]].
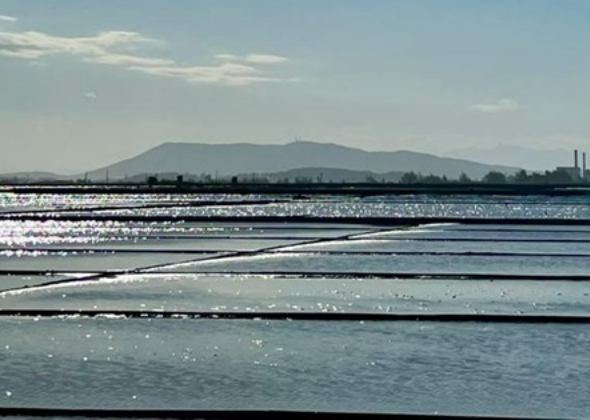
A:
[[85, 53, 173, 67], [216, 53, 289, 64], [0, 25, 295, 86], [84, 91, 98, 100], [0, 14, 17, 23], [0, 30, 160, 61], [129, 62, 275, 86], [246, 54, 289, 64], [471, 98, 521, 113], [216, 54, 239, 61]]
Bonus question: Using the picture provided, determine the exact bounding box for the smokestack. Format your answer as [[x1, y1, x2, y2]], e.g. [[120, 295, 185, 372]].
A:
[[575, 149, 579, 170], [584, 152, 587, 181]]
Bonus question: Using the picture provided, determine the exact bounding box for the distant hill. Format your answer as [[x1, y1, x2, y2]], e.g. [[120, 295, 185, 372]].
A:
[[450, 144, 578, 171], [86, 141, 519, 181], [0, 171, 71, 182], [263, 167, 405, 183], [120, 167, 405, 183]]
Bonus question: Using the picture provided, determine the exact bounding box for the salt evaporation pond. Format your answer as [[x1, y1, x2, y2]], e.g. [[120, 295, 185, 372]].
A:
[[0, 193, 589, 418]]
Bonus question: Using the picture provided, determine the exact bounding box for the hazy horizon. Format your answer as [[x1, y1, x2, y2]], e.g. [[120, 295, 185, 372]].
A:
[[2, 0, 590, 172], [0, 139, 580, 176]]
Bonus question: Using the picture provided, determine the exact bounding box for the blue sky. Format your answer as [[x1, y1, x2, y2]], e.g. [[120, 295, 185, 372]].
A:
[[1, 0, 590, 172]]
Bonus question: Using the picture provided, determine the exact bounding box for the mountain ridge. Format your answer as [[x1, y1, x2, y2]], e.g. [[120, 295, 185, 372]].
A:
[[85, 141, 519, 181]]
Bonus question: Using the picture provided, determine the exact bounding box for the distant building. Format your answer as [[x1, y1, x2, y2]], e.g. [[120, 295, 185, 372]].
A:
[[555, 166, 580, 182], [554, 150, 582, 182]]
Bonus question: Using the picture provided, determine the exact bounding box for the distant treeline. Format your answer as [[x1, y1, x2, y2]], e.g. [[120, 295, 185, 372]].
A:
[[400, 168, 582, 185], [145, 168, 584, 185], [1, 168, 586, 185]]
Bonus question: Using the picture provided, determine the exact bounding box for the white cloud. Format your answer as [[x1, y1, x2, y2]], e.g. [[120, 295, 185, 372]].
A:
[[85, 53, 173, 67], [216, 53, 289, 64], [0, 30, 159, 62], [245, 54, 289, 64], [0, 15, 17, 23], [471, 98, 521, 113], [0, 49, 41, 59], [215, 53, 239, 61], [129, 62, 296, 86], [84, 92, 98, 100], [0, 26, 295, 86]]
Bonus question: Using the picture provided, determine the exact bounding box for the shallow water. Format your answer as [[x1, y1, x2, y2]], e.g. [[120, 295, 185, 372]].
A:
[[0, 318, 589, 418], [161, 251, 590, 276], [1, 193, 589, 417], [2, 274, 588, 316]]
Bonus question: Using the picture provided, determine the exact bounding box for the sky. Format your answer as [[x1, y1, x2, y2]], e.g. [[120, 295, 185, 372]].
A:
[[1, 0, 590, 173]]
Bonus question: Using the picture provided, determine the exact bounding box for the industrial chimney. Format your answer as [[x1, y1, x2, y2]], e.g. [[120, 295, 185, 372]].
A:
[[574, 149, 579, 170], [584, 152, 587, 181]]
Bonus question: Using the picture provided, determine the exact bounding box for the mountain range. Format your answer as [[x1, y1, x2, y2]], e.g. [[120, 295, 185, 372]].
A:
[[83, 141, 518, 181]]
